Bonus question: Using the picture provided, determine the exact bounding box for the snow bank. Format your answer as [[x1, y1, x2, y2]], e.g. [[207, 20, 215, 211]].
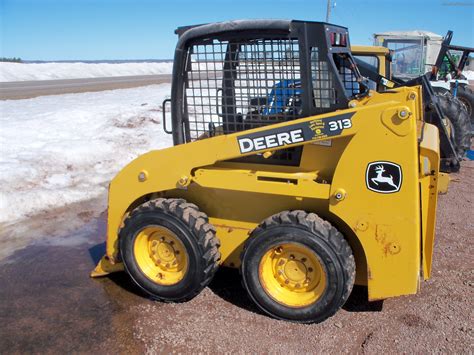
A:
[[0, 62, 173, 82], [0, 85, 173, 224]]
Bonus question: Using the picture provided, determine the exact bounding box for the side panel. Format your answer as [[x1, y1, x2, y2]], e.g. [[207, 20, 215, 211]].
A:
[[329, 88, 423, 300]]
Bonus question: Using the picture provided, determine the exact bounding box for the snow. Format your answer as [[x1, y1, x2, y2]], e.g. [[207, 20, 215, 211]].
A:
[[0, 62, 173, 82], [0, 85, 173, 225], [463, 70, 474, 80]]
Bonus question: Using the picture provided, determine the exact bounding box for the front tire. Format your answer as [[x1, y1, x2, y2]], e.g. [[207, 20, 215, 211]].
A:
[[119, 198, 220, 302], [241, 210, 355, 323]]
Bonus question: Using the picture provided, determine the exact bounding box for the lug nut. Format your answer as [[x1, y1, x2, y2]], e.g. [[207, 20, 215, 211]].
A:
[[278, 260, 285, 266], [301, 257, 307, 262], [290, 254, 295, 260], [308, 267, 313, 272]]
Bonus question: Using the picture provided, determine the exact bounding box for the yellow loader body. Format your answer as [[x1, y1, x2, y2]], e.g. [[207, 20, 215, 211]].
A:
[[93, 86, 440, 301]]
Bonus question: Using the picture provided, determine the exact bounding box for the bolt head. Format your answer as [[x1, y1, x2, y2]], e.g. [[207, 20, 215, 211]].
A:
[[138, 171, 148, 182]]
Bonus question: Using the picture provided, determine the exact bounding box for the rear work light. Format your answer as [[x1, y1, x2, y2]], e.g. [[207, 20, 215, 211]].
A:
[[330, 32, 347, 47]]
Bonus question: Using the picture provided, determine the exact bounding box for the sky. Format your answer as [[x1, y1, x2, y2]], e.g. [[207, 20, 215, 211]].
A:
[[1, 0, 473, 61]]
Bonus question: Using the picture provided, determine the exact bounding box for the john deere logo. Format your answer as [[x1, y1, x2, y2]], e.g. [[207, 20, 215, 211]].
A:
[[366, 161, 402, 194]]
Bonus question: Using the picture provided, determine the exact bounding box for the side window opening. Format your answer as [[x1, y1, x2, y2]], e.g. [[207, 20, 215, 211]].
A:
[[333, 53, 364, 97]]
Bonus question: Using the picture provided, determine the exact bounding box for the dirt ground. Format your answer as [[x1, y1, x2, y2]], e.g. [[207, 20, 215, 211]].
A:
[[0, 161, 473, 354]]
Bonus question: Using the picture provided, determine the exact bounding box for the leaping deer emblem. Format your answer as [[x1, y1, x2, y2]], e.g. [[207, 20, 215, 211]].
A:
[[371, 165, 398, 189]]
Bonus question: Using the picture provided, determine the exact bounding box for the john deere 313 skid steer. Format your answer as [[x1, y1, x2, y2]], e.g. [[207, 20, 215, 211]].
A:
[[92, 20, 443, 323]]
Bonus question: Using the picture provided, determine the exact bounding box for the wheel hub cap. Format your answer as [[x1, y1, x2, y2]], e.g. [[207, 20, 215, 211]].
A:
[[133, 226, 188, 285], [258, 243, 327, 307]]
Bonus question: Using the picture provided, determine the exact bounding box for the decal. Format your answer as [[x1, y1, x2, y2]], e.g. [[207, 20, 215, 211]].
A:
[[311, 139, 332, 147], [366, 161, 402, 194], [237, 112, 354, 154], [238, 129, 304, 153]]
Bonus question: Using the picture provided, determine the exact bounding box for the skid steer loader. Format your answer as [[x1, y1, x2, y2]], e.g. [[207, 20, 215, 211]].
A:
[[92, 20, 442, 323]]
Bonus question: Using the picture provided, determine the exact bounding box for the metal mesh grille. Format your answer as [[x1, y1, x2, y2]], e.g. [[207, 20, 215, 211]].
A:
[[310, 47, 336, 108], [334, 54, 361, 97], [184, 38, 302, 141]]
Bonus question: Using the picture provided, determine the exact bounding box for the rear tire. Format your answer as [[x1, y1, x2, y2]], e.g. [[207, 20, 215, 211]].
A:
[[240, 210, 355, 323], [119, 198, 220, 302], [437, 93, 471, 158], [455, 85, 474, 134]]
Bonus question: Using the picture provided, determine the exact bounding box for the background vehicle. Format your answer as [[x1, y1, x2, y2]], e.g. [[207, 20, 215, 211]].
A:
[[352, 40, 471, 169], [373, 30, 474, 133], [92, 20, 443, 324]]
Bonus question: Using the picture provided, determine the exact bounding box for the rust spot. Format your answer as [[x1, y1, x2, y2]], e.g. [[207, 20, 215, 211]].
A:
[[385, 242, 401, 255], [376, 224, 400, 257]]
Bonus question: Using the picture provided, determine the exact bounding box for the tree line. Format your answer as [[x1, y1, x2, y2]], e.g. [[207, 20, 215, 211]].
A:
[[0, 57, 22, 63]]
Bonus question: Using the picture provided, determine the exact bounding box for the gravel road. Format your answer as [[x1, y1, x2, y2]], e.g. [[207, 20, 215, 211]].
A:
[[0, 161, 472, 353]]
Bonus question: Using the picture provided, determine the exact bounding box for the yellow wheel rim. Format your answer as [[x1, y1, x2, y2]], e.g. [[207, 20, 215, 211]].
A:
[[258, 243, 326, 308], [133, 226, 188, 286]]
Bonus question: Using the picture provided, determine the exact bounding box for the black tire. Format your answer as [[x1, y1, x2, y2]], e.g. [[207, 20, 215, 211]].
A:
[[119, 198, 220, 302], [240, 210, 355, 323], [437, 93, 471, 158], [455, 85, 474, 134]]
